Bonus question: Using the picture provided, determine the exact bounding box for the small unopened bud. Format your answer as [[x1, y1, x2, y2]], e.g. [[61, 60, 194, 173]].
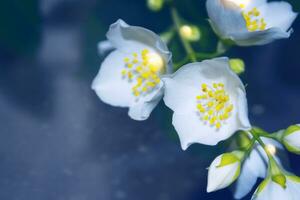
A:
[[179, 25, 201, 42], [282, 124, 300, 154], [207, 151, 243, 192], [147, 0, 164, 12], [229, 58, 245, 75]]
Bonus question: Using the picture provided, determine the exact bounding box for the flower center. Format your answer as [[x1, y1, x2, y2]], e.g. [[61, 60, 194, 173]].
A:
[[242, 7, 267, 31], [121, 49, 165, 97], [196, 83, 234, 129]]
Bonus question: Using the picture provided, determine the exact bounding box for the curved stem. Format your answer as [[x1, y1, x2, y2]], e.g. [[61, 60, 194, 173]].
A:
[[170, 7, 197, 62], [174, 55, 190, 70]]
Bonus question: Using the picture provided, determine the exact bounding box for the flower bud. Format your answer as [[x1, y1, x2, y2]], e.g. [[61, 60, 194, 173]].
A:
[[229, 58, 245, 75], [207, 151, 243, 192], [147, 0, 164, 12], [179, 25, 201, 42], [282, 124, 300, 154]]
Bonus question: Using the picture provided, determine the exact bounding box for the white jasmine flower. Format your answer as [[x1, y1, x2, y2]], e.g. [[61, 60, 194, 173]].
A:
[[252, 175, 300, 200], [207, 151, 244, 192], [282, 124, 300, 154], [92, 19, 172, 120], [163, 57, 251, 150], [206, 0, 298, 46]]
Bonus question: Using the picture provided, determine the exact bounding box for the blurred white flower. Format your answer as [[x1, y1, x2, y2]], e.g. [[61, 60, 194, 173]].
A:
[[206, 0, 298, 46], [252, 175, 300, 200], [163, 57, 251, 150], [207, 151, 244, 192], [234, 138, 283, 199], [92, 19, 172, 120], [282, 124, 300, 154]]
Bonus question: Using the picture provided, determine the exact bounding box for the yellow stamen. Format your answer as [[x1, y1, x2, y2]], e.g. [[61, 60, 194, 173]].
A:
[[195, 82, 234, 129], [121, 49, 165, 98]]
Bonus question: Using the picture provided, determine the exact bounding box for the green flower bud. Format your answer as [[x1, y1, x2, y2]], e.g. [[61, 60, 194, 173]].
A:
[[147, 0, 164, 12], [282, 124, 300, 154], [269, 158, 286, 189], [229, 58, 245, 75], [179, 25, 201, 42]]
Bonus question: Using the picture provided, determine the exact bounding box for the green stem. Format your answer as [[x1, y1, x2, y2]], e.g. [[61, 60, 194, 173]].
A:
[[196, 52, 224, 59], [241, 138, 256, 162], [170, 7, 197, 62], [174, 55, 190, 70]]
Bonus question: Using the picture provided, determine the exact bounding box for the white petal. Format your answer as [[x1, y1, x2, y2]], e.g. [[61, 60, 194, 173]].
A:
[[234, 148, 267, 199], [163, 58, 251, 149], [207, 154, 240, 192], [234, 167, 257, 199], [284, 130, 300, 150], [92, 50, 134, 107], [286, 178, 300, 200], [128, 81, 164, 121], [97, 40, 114, 56], [106, 19, 173, 74], [231, 27, 292, 46], [246, 0, 266, 9], [206, 0, 248, 39], [260, 2, 298, 32]]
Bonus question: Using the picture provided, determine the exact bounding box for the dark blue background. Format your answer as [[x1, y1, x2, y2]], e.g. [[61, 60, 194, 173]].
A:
[[0, 0, 299, 199]]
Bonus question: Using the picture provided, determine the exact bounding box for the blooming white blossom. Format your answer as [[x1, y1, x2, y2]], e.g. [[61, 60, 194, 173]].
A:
[[206, 0, 298, 46], [92, 19, 172, 120], [252, 175, 300, 200], [207, 151, 243, 192], [163, 57, 251, 150], [234, 138, 284, 199], [282, 124, 300, 154]]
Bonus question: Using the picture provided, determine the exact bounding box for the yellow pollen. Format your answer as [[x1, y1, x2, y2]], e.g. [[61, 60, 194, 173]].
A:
[[195, 82, 233, 129], [242, 7, 267, 32], [121, 49, 165, 98]]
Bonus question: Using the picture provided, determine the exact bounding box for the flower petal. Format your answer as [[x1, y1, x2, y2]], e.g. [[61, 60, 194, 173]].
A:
[[206, 0, 248, 39], [231, 27, 292, 46], [97, 40, 114, 56], [106, 19, 173, 74], [92, 50, 134, 107], [128, 81, 164, 121], [252, 180, 293, 200], [234, 167, 257, 199], [260, 1, 298, 32]]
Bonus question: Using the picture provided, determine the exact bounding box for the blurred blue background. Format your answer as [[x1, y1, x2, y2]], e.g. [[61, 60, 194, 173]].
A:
[[0, 0, 299, 199]]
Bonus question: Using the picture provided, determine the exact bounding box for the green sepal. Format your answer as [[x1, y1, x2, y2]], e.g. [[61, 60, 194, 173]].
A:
[[287, 175, 300, 183], [256, 178, 270, 195], [232, 165, 241, 182], [284, 125, 300, 137], [252, 126, 269, 136], [272, 174, 287, 189], [282, 125, 300, 154], [217, 151, 243, 168], [236, 131, 251, 150], [283, 141, 300, 155]]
